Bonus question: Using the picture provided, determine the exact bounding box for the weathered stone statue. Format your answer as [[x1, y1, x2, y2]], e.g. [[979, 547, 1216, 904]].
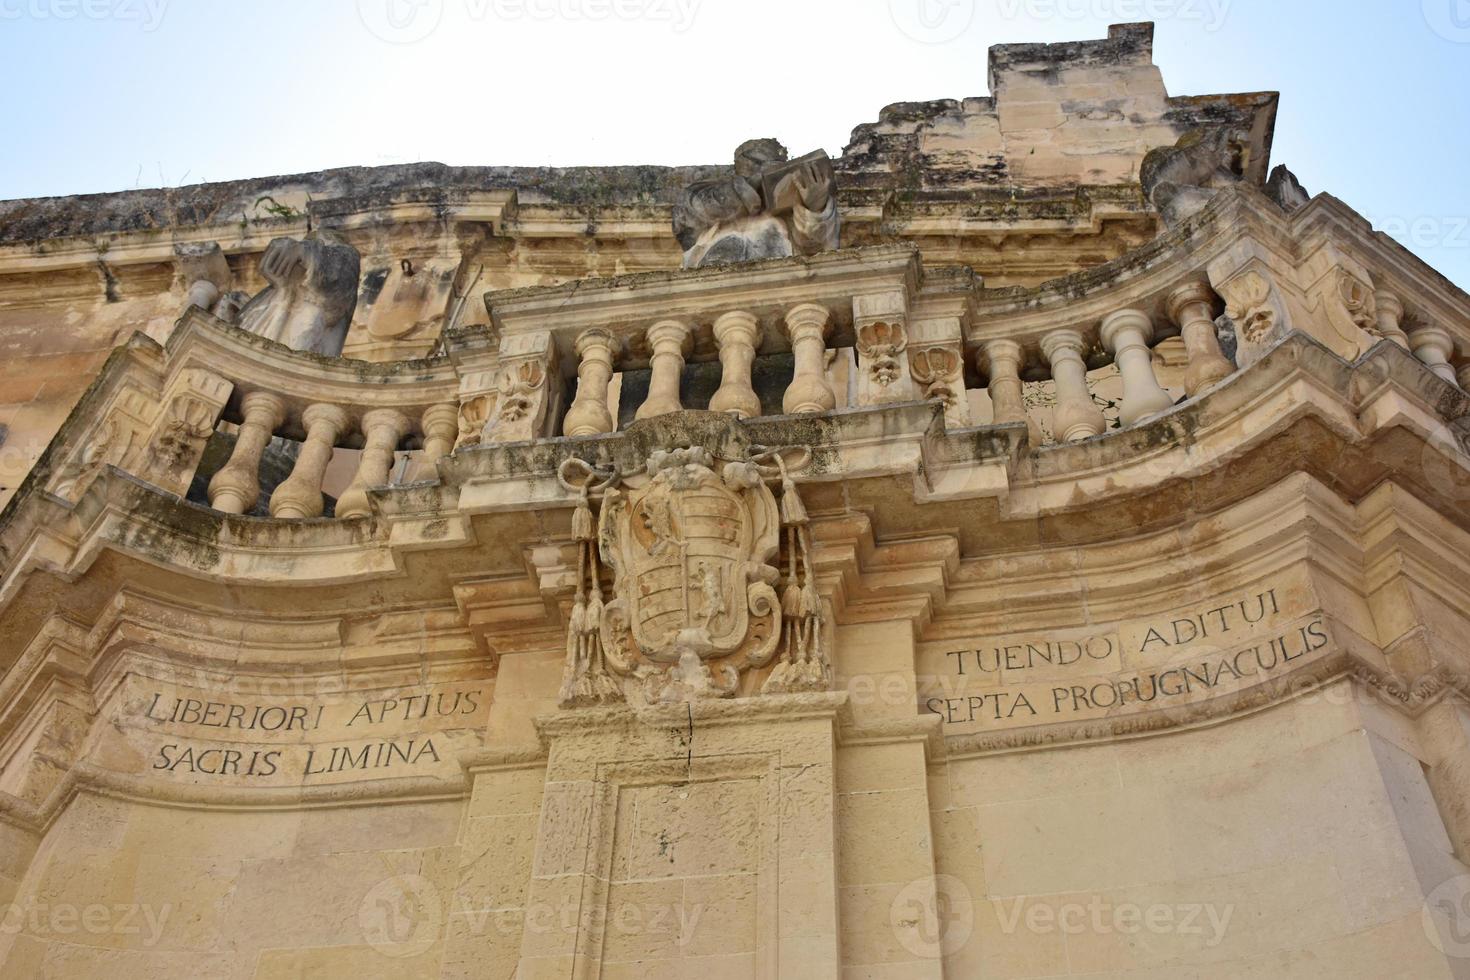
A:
[[1140, 126, 1250, 228], [236, 232, 360, 356], [673, 138, 841, 268]]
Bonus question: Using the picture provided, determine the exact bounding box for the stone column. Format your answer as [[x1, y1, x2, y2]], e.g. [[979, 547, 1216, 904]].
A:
[[1100, 309, 1175, 426], [408, 402, 458, 481], [1040, 329, 1105, 442], [1375, 291, 1412, 349], [635, 319, 691, 420], [207, 391, 287, 514], [782, 303, 836, 415], [979, 339, 1027, 426], [1408, 323, 1458, 384], [1166, 282, 1234, 396], [562, 328, 618, 436], [270, 404, 349, 520], [336, 409, 410, 520], [709, 310, 763, 419]]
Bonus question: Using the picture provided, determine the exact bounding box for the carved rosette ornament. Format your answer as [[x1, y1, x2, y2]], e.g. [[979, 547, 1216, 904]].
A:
[[556, 444, 829, 707]]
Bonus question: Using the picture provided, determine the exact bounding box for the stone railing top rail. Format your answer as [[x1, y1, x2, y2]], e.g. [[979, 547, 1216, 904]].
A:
[[483, 244, 930, 366]]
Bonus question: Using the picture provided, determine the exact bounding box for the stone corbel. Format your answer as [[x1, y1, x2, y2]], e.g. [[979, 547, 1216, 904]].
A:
[[454, 369, 499, 450], [138, 368, 232, 495], [1208, 255, 1293, 370], [49, 380, 158, 501], [1297, 243, 1380, 360], [483, 332, 560, 445], [853, 291, 917, 406], [909, 344, 969, 427]]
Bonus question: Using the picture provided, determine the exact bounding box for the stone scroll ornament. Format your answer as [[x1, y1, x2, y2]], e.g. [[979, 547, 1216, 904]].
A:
[[556, 446, 829, 707]]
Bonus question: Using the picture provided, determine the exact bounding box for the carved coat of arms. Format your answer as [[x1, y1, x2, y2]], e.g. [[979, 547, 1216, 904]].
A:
[[558, 444, 828, 706]]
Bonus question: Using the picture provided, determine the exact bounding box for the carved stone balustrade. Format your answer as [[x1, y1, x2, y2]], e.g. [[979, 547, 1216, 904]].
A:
[[1409, 322, 1458, 385], [782, 303, 836, 414], [636, 320, 693, 420], [708, 311, 763, 419], [208, 391, 287, 514], [1100, 309, 1175, 426], [271, 404, 351, 519], [563, 328, 618, 437], [1041, 329, 1106, 442], [1165, 282, 1235, 396]]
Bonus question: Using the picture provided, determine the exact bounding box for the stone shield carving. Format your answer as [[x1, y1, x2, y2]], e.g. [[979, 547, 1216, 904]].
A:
[[557, 439, 829, 707], [599, 448, 781, 699]]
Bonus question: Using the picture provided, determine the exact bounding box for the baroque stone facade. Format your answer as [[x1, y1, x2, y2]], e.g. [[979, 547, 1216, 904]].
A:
[[0, 21, 1469, 979]]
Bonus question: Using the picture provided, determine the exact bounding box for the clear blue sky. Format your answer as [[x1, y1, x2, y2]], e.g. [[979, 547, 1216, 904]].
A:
[[1, 0, 1467, 288]]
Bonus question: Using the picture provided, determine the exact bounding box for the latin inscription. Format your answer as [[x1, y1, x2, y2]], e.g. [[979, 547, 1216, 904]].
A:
[[920, 583, 1334, 735], [129, 682, 486, 784]]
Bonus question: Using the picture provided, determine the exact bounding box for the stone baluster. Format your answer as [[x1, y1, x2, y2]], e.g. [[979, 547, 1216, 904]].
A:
[[979, 339, 1027, 426], [1100, 309, 1175, 426], [635, 320, 691, 420], [207, 391, 287, 514], [269, 404, 350, 520], [1040, 329, 1105, 442], [563, 328, 618, 436], [1408, 323, 1458, 384], [709, 311, 763, 419], [336, 409, 411, 520], [408, 403, 459, 481], [1374, 292, 1411, 349], [782, 303, 836, 415], [1166, 282, 1234, 396]]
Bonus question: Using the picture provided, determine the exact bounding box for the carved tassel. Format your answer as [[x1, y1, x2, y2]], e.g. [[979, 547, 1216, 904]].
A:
[[779, 472, 808, 527], [571, 486, 594, 541]]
